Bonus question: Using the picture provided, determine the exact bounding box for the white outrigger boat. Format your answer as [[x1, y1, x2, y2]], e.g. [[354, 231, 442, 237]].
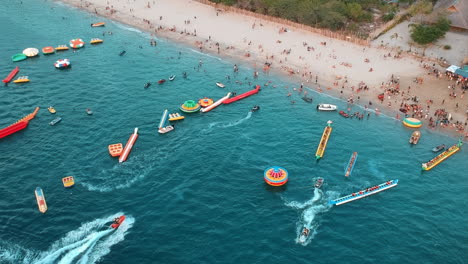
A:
[[316, 104, 337, 111], [158, 109, 174, 134]]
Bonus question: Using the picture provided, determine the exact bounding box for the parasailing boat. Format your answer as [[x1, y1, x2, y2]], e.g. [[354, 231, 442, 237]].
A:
[[344, 152, 358, 177], [158, 109, 174, 134]]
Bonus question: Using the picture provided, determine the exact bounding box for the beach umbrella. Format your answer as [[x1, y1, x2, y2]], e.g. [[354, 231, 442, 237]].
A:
[[22, 48, 39, 57]]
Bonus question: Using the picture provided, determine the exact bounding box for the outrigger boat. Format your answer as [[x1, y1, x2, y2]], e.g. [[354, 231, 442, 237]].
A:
[[344, 152, 358, 177], [298, 227, 310, 244], [409, 131, 421, 144], [158, 109, 174, 134], [422, 140, 462, 171], [329, 179, 398, 206], [315, 120, 333, 160], [169, 113, 185, 121], [314, 178, 324, 188], [35, 187, 48, 213]]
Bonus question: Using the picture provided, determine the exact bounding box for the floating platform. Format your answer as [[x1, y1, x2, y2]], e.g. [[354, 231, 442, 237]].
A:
[[62, 176, 75, 188], [180, 100, 201, 113], [169, 113, 185, 121], [108, 143, 123, 157], [264, 166, 288, 186]]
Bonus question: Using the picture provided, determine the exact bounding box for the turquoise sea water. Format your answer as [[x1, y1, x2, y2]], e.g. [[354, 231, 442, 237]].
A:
[[1, 1, 467, 263]]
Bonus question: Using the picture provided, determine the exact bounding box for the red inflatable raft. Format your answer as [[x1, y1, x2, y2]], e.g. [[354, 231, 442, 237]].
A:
[[2, 66, 20, 83], [0, 107, 39, 139], [223, 85, 260, 104], [111, 215, 126, 229]]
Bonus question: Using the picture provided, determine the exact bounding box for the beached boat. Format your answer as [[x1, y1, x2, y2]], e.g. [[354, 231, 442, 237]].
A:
[[0, 107, 39, 139], [119, 128, 139, 163], [344, 152, 358, 177], [169, 75, 176, 81], [111, 215, 126, 229], [13, 76, 29, 83], [409, 131, 421, 144], [201, 92, 232, 113], [302, 96, 313, 103], [223, 85, 261, 104], [42, 46, 55, 55], [158, 109, 174, 134], [432, 144, 446, 153], [69, 38, 85, 49], [48, 106, 56, 114], [91, 22, 105, 27], [55, 45, 69, 51], [329, 179, 399, 206], [314, 178, 324, 188], [317, 104, 337, 111], [298, 227, 310, 244], [422, 141, 462, 171], [49, 117, 62, 126], [315, 120, 333, 160], [339, 110, 349, 118], [35, 187, 48, 213], [2, 66, 20, 83], [216, 82, 225, 88], [62, 176, 75, 188], [90, 38, 103, 44], [11, 53, 27, 62], [169, 113, 185, 121]]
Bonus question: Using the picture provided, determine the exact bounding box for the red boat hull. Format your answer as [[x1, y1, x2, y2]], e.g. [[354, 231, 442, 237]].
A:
[[0, 121, 29, 139], [3, 66, 20, 83], [223, 85, 260, 104], [111, 215, 126, 229]]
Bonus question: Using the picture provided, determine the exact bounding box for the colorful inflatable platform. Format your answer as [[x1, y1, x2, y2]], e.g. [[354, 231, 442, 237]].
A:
[[264, 166, 288, 186], [402, 118, 422, 128], [180, 100, 201, 113], [422, 140, 462, 171], [315, 120, 333, 160]]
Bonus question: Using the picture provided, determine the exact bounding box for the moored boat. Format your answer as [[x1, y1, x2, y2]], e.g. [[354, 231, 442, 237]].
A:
[[315, 120, 333, 160], [329, 179, 399, 206], [2, 66, 20, 83], [49, 117, 62, 126], [48, 106, 56, 114], [13, 76, 30, 83], [91, 22, 105, 27], [317, 104, 337, 111], [314, 177, 324, 188], [409, 131, 421, 144], [339, 110, 349, 118], [111, 215, 126, 229], [42, 46, 55, 55], [35, 187, 48, 213], [11, 53, 27, 62], [90, 38, 103, 44], [169, 113, 185, 121], [216, 82, 225, 88], [422, 141, 462, 171], [432, 144, 445, 153], [344, 152, 358, 177], [158, 109, 174, 134], [62, 176, 75, 188]]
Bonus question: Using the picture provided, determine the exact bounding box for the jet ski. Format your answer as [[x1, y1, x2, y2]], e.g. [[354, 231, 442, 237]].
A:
[[299, 227, 310, 244], [169, 75, 176, 81], [144, 82, 152, 88], [432, 144, 446, 153], [86, 108, 93, 115], [314, 177, 324, 188], [111, 215, 126, 229]]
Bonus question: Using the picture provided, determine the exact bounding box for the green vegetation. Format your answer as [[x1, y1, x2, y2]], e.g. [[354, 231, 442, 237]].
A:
[[443, 45, 451, 50], [410, 18, 451, 45], [209, 0, 392, 32]]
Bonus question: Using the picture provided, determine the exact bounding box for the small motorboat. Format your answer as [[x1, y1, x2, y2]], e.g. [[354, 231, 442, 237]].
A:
[[55, 45, 69, 51], [35, 187, 48, 213], [314, 177, 324, 188], [111, 215, 126, 229], [251, 105, 260, 112], [432, 144, 445, 153], [144, 82, 151, 88], [42, 46, 55, 55], [62, 176, 75, 188], [90, 38, 103, 44], [317, 104, 337, 111], [216, 82, 225, 88], [158, 125, 174, 134], [11, 53, 27, 62], [48, 106, 56, 114], [49, 117, 62, 126], [91, 22, 105, 27], [13, 76, 30, 83], [298, 227, 310, 244], [169, 75, 176, 81], [302, 96, 313, 103], [119, 50, 126, 56], [86, 108, 93, 115], [158, 79, 166, 84], [409, 130, 421, 144], [339, 110, 349, 118]]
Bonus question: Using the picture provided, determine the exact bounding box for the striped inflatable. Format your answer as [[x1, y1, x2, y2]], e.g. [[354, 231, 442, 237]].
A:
[[69, 38, 85, 49], [402, 117, 422, 128]]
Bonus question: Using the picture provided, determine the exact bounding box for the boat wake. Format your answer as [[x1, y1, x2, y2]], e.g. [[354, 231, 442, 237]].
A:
[[202, 111, 252, 133], [283, 189, 339, 246]]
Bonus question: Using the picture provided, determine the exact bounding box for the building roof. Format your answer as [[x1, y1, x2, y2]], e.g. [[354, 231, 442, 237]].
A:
[[434, 0, 468, 29]]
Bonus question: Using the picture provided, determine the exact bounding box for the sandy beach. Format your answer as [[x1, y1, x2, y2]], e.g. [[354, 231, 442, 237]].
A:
[[57, 0, 467, 137]]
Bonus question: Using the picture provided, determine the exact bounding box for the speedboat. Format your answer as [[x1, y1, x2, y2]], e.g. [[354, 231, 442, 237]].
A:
[[339, 110, 349, 118], [216, 82, 225, 88], [49, 117, 62, 126], [251, 105, 260, 112], [144, 82, 151, 88], [302, 96, 313, 103], [317, 104, 337, 111], [158, 79, 166, 84], [111, 215, 126, 229], [314, 177, 324, 188], [91, 22, 105, 27], [86, 108, 93, 115], [169, 75, 176, 81], [48, 106, 56, 114], [432, 144, 445, 153], [119, 50, 126, 56], [409, 131, 421, 144], [298, 227, 310, 244]]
